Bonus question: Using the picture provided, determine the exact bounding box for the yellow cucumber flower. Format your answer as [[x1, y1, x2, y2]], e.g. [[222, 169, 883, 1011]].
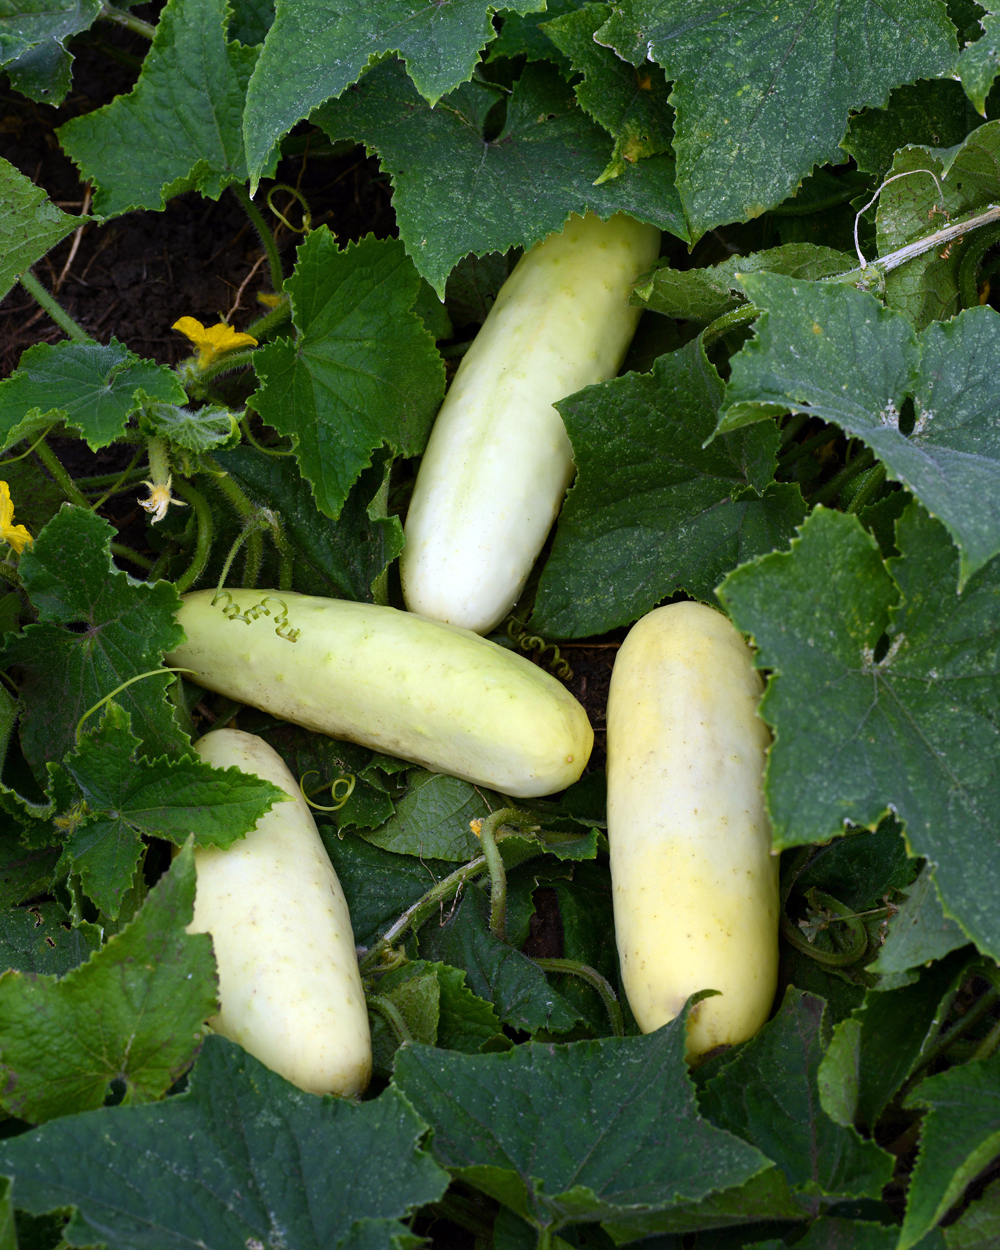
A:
[[138, 475, 186, 525], [172, 317, 258, 369], [0, 481, 32, 555]]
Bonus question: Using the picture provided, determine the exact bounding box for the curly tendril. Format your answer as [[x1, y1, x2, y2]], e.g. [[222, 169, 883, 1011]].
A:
[[298, 770, 357, 812], [505, 618, 573, 681], [210, 592, 300, 642]]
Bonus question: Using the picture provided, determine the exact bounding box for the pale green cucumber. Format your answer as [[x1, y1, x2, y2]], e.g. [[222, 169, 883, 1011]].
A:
[[190, 728, 371, 1096], [401, 211, 661, 634], [606, 602, 779, 1058], [167, 589, 593, 798]]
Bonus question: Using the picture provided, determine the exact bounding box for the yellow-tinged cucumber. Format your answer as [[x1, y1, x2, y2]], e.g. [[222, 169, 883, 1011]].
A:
[[401, 211, 661, 634], [606, 602, 779, 1057], [189, 728, 371, 1096], [167, 589, 592, 798]]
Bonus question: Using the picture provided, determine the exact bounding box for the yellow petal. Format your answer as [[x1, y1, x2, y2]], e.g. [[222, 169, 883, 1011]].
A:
[[0, 481, 15, 531], [2, 524, 32, 556], [172, 317, 257, 368]]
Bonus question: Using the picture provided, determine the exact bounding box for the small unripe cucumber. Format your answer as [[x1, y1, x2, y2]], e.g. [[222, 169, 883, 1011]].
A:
[[167, 589, 592, 798], [606, 602, 779, 1057], [190, 728, 371, 1096], [401, 211, 661, 634]]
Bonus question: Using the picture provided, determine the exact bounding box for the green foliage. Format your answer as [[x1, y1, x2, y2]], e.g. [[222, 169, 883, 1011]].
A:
[[251, 228, 445, 518], [59, 0, 263, 216], [4, 6, 1000, 1247], [0, 843, 216, 1123], [0, 1035, 449, 1248], [0, 158, 82, 301], [315, 58, 687, 295]]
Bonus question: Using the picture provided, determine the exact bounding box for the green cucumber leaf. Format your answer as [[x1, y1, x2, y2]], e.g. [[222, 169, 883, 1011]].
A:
[[242, 0, 546, 186], [701, 989, 894, 1203], [721, 272, 1000, 587], [214, 445, 405, 602], [901, 1050, 1000, 1250], [0, 0, 101, 105], [817, 949, 974, 1133], [944, 1178, 1000, 1249], [315, 59, 687, 296], [417, 885, 584, 1034], [360, 769, 503, 861], [631, 244, 856, 322], [867, 865, 971, 976], [489, 1, 577, 71], [392, 1004, 771, 1233], [718, 504, 1000, 961], [958, 8, 1000, 113], [791, 1220, 942, 1249], [3, 506, 189, 784], [0, 837, 60, 910], [251, 229, 445, 520], [137, 397, 237, 454], [543, 2, 674, 182], [0, 1034, 449, 1248], [531, 339, 805, 638], [58, 0, 263, 217], [0, 842, 216, 1123], [56, 701, 287, 918], [595, 0, 957, 241], [602, 1166, 805, 1242], [0, 340, 185, 452], [228, 0, 274, 46], [0, 157, 82, 301], [0, 902, 100, 977], [841, 79, 985, 179]]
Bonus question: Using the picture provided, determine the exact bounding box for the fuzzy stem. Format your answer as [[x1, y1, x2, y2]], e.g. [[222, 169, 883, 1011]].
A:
[[230, 183, 285, 295], [88, 447, 145, 511], [99, 3, 156, 38], [19, 272, 92, 343], [171, 479, 214, 594], [194, 349, 258, 386], [243, 298, 292, 342], [533, 958, 625, 1036], [110, 543, 154, 571], [34, 439, 90, 507], [809, 448, 875, 508], [846, 462, 887, 515], [478, 808, 512, 941], [367, 995, 414, 1047], [699, 302, 759, 351]]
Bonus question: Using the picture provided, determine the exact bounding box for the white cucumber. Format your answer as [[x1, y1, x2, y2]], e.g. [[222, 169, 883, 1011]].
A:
[[401, 211, 661, 634], [190, 728, 371, 1096], [606, 602, 779, 1058], [167, 589, 593, 798]]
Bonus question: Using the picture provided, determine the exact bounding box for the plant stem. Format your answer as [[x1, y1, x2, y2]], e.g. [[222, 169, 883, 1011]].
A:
[[99, 3, 156, 38], [846, 462, 887, 515], [33, 439, 90, 507], [534, 958, 625, 1036], [699, 302, 760, 351], [171, 479, 214, 593], [911, 985, 1000, 1077], [195, 349, 258, 386], [809, 448, 875, 508], [230, 183, 285, 294], [367, 994, 414, 1046], [478, 809, 512, 941], [778, 412, 809, 450], [266, 512, 294, 592], [19, 272, 92, 343], [777, 426, 839, 471], [110, 543, 154, 571], [89, 447, 145, 512], [243, 298, 292, 342], [358, 857, 489, 975]]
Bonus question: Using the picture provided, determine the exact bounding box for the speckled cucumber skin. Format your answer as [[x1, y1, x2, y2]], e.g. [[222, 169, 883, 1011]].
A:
[[190, 729, 371, 1097], [168, 589, 593, 798], [606, 602, 779, 1058], [401, 211, 661, 634]]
